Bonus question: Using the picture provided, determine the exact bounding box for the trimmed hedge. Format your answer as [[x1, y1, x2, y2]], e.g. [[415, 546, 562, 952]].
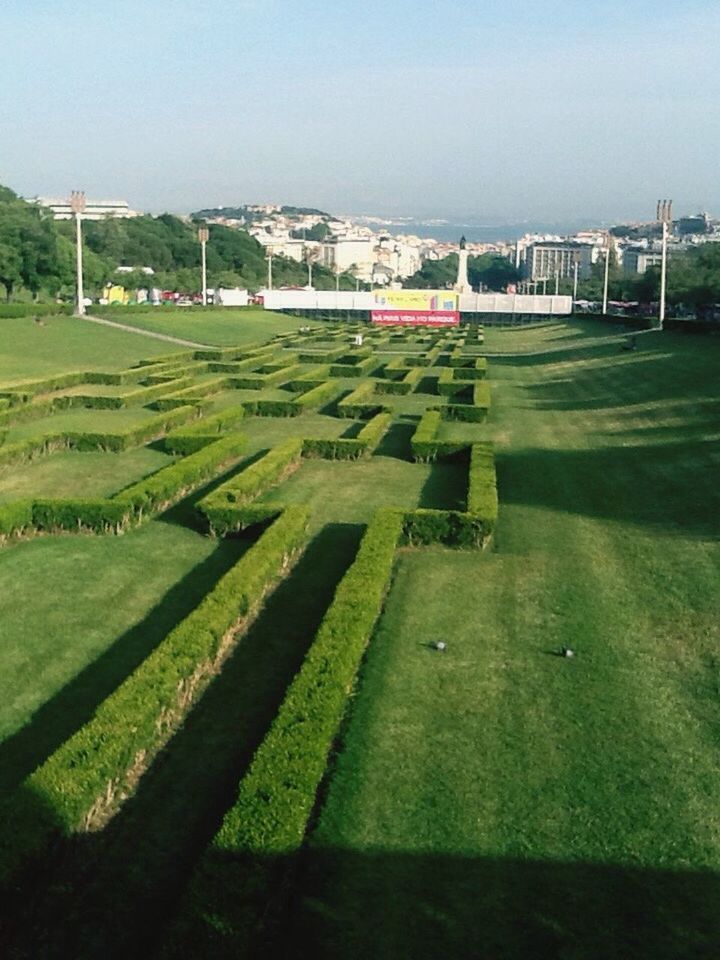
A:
[[337, 381, 390, 419], [0, 506, 311, 887], [164, 406, 246, 455], [302, 411, 392, 461], [230, 362, 303, 390], [328, 355, 377, 378], [285, 365, 332, 392], [151, 377, 230, 411], [403, 441, 498, 547], [170, 508, 403, 955], [0, 406, 200, 467], [0, 303, 72, 318], [437, 367, 472, 397], [294, 379, 345, 412], [199, 439, 303, 534], [115, 434, 247, 517], [467, 441, 498, 523]]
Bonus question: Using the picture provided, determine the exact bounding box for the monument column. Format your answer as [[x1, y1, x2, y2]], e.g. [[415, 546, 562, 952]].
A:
[[454, 235, 472, 294]]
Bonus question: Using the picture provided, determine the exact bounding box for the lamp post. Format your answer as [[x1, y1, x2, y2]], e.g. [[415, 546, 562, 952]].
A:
[[266, 251, 273, 291], [69, 191, 86, 316], [573, 253, 580, 302], [197, 226, 209, 306], [554, 271, 560, 296], [656, 199, 672, 330], [602, 233, 612, 315]]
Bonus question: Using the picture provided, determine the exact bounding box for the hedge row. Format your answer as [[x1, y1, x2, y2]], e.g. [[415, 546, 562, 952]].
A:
[[454, 357, 487, 380], [440, 381, 491, 422], [437, 367, 472, 397], [0, 405, 199, 466], [164, 406, 246, 455], [403, 441, 498, 547], [375, 366, 422, 396], [0, 432, 247, 540], [152, 377, 230, 410], [0, 506, 311, 888], [170, 508, 403, 955], [302, 411, 392, 460], [199, 438, 303, 534], [329, 355, 377, 378], [467, 441, 498, 523], [296, 346, 347, 363], [294, 379, 345, 411], [230, 362, 303, 390], [0, 303, 72, 318], [337, 381, 390, 419], [286, 365, 332, 392], [115, 433, 247, 517]]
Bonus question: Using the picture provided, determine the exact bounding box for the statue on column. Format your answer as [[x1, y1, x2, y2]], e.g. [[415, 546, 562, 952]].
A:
[[454, 236, 471, 293]]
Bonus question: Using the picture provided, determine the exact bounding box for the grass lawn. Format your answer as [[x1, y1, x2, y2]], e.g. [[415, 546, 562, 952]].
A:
[[97, 307, 311, 346], [0, 447, 173, 502], [0, 316, 172, 383], [0, 521, 246, 788], [256, 455, 467, 526], [238, 413, 348, 456], [4, 407, 159, 443], [289, 324, 720, 960]]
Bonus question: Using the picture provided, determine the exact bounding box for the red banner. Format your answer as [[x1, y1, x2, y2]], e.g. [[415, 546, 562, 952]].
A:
[[371, 310, 460, 327]]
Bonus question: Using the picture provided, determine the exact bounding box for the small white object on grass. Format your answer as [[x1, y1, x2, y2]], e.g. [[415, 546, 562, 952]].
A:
[[561, 647, 575, 658], [435, 641, 447, 652]]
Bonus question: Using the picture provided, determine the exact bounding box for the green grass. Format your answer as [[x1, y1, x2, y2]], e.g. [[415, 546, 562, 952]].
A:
[[3, 318, 720, 959], [256, 456, 467, 526], [0, 521, 245, 771], [98, 307, 311, 346], [0, 316, 172, 383], [0, 447, 173, 502], [289, 325, 720, 960], [4, 407, 159, 443]]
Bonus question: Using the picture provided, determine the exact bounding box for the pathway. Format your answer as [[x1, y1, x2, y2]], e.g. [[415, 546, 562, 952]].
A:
[[83, 314, 212, 349]]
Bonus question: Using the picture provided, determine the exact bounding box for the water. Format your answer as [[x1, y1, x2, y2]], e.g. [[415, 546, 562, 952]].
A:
[[347, 216, 599, 244]]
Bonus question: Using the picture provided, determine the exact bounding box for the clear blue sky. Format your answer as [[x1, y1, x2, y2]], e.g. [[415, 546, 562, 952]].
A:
[[2, 0, 718, 222]]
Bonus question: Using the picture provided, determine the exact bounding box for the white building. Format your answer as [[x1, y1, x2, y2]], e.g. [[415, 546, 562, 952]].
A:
[[623, 248, 664, 274], [29, 197, 139, 221], [523, 242, 595, 281]]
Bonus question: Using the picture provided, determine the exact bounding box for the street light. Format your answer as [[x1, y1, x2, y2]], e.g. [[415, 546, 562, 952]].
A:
[[197, 226, 209, 306], [602, 233, 612, 315], [573, 252, 580, 302], [69, 190, 86, 316], [656, 199, 673, 330], [266, 251, 274, 291]]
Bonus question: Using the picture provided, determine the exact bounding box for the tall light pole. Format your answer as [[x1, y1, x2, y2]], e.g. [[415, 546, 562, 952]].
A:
[[266, 252, 273, 291], [554, 271, 560, 295], [573, 253, 580, 302], [602, 233, 612, 315], [657, 198, 672, 330], [197, 226, 209, 306], [70, 191, 86, 316]]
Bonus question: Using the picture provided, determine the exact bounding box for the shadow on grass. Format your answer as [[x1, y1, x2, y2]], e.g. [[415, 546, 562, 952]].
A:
[[419, 461, 467, 512], [282, 848, 720, 960], [498, 439, 720, 538], [374, 420, 415, 460], [4, 523, 365, 960], [0, 537, 250, 795], [147, 845, 720, 960]]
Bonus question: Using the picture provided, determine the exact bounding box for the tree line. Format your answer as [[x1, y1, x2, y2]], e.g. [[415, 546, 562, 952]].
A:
[[0, 185, 353, 302]]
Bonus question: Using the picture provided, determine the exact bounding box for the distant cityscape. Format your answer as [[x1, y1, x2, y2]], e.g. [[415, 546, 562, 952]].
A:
[[28, 195, 720, 291]]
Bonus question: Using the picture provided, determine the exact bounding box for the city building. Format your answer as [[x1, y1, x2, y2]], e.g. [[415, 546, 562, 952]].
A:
[[523, 242, 594, 281], [28, 197, 139, 220], [623, 248, 664, 274]]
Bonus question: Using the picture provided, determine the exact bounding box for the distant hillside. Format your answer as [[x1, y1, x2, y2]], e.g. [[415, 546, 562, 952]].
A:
[[0, 183, 354, 300], [192, 204, 335, 222]]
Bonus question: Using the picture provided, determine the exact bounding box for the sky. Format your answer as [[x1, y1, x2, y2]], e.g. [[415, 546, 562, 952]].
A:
[[1, 0, 719, 223]]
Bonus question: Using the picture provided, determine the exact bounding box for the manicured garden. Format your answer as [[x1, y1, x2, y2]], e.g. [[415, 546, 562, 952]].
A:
[[0, 312, 718, 959]]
